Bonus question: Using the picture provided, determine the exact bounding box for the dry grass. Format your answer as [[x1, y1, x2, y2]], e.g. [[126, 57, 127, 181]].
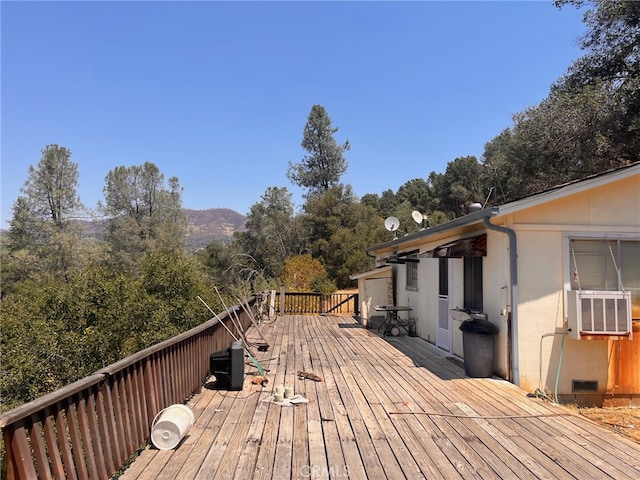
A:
[[565, 405, 640, 444]]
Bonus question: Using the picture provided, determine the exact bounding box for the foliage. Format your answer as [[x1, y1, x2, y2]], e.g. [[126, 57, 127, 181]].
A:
[[482, 0, 640, 200], [555, 0, 640, 93], [102, 162, 187, 270], [555, 0, 640, 165], [396, 178, 435, 215], [0, 249, 215, 410], [287, 105, 350, 197], [21, 144, 82, 225], [139, 248, 214, 332], [301, 185, 387, 288], [6, 196, 37, 252], [7, 145, 87, 282], [281, 254, 330, 292], [233, 186, 300, 283], [429, 156, 484, 217], [1, 154, 215, 410]]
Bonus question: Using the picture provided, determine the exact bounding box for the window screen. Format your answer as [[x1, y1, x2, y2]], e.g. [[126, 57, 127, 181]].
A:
[[570, 238, 639, 316], [406, 255, 418, 291]]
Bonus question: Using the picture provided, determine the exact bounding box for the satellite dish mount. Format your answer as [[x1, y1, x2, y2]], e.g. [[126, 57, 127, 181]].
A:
[[411, 210, 429, 230]]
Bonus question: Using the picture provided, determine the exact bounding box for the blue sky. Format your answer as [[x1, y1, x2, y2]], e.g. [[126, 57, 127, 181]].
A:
[[1, 1, 587, 227]]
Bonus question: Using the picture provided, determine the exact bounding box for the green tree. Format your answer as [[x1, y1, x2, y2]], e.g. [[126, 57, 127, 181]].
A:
[[379, 189, 399, 219], [102, 162, 186, 269], [396, 178, 434, 215], [232, 186, 301, 288], [0, 247, 215, 409], [430, 156, 484, 218], [481, 129, 518, 203], [1, 197, 40, 297], [6, 196, 37, 252], [22, 144, 82, 226], [480, 1, 639, 202], [555, 0, 640, 164], [13, 145, 85, 279], [287, 105, 350, 197], [555, 1, 640, 94], [281, 254, 331, 292], [360, 193, 382, 213], [303, 185, 386, 287], [140, 248, 213, 332]]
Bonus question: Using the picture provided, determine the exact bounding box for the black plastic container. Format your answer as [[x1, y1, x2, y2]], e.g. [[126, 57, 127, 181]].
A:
[[459, 317, 498, 378], [209, 341, 244, 390]]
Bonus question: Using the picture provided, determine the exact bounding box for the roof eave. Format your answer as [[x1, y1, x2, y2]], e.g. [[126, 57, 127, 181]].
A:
[[366, 207, 497, 254]]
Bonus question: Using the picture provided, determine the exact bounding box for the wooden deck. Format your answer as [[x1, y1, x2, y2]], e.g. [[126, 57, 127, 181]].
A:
[[120, 315, 640, 480]]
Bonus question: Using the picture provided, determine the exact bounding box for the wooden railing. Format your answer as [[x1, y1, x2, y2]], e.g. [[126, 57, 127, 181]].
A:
[[0, 302, 254, 480], [277, 292, 358, 315], [0, 292, 358, 479]]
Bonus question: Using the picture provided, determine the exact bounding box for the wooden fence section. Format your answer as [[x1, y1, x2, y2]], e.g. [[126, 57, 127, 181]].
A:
[[277, 292, 358, 315], [0, 301, 255, 480]]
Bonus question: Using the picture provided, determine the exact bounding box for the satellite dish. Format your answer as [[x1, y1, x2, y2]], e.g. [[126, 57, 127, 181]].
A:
[[468, 203, 482, 213], [384, 216, 399, 232], [412, 210, 424, 224]]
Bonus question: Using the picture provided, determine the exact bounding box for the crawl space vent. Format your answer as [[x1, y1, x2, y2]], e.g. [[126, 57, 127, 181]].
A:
[[572, 380, 598, 392]]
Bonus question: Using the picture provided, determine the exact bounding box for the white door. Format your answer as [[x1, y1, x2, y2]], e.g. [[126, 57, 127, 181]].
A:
[[436, 258, 451, 351]]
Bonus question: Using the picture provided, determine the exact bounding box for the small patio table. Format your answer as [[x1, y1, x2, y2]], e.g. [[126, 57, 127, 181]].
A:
[[374, 305, 412, 337]]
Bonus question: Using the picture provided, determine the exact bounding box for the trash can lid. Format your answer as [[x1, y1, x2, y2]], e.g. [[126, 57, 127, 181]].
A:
[[459, 318, 498, 335]]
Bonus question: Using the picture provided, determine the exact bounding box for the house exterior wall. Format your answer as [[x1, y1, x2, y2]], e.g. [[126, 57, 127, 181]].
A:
[[483, 230, 511, 379], [403, 257, 434, 341], [360, 166, 639, 403], [509, 175, 640, 399], [354, 268, 392, 326]]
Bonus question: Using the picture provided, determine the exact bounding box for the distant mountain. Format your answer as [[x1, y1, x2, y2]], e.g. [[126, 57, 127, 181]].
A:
[[184, 208, 246, 250], [2, 208, 246, 251], [68, 208, 246, 251]]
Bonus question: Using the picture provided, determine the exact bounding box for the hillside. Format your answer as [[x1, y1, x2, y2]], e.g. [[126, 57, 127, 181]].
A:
[[58, 208, 246, 251], [183, 208, 246, 250]]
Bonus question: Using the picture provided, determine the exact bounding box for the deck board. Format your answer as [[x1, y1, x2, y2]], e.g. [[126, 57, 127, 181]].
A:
[[120, 315, 640, 480]]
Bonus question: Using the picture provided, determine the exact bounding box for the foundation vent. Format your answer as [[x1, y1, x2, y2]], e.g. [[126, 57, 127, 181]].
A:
[[572, 380, 598, 392]]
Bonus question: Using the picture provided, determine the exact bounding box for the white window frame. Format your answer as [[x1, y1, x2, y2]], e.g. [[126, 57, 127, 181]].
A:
[[563, 232, 639, 335], [405, 255, 418, 291], [563, 232, 640, 294]]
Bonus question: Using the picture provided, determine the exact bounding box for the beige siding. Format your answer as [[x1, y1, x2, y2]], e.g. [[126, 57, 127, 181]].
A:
[[510, 175, 639, 394]]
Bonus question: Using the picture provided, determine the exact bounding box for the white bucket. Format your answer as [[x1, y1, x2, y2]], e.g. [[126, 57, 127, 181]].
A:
[[151, 404, 195, 450]]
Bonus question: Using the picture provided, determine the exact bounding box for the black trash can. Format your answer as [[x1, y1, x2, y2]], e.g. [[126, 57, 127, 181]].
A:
[[459, 315, 498, 378]]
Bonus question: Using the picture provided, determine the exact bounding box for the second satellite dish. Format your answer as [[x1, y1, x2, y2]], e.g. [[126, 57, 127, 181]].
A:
[[412, 210, 428, 230]]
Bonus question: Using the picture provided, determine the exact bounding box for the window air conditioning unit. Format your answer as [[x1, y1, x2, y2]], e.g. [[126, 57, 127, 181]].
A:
[[567, 290, 632, 340]]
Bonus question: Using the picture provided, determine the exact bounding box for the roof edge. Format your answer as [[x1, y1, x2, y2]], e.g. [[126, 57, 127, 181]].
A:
[[366, 208, 496, 253], [366, 163, 640, 254]]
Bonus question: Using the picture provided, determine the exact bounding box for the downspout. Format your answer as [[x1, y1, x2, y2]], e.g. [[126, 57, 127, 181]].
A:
[[483, 210, 520, 386]]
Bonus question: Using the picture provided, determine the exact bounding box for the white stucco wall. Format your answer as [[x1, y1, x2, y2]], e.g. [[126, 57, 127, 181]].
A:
[[354, 268, 392, 326], [365, 169, 639, 397], [483, 230, 511, 379], [509, 174, 639, 395]]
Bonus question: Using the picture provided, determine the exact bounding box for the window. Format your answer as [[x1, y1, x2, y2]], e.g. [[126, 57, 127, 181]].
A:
[[438, 258, 448, 296], [570, 238, 639, 294], [406, 254, 418, 291], [569, 237, 639, 320], [464, 256, 483, 311]]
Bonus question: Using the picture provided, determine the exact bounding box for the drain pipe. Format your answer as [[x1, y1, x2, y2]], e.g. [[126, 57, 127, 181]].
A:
[[483, 209, 520, 386]]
